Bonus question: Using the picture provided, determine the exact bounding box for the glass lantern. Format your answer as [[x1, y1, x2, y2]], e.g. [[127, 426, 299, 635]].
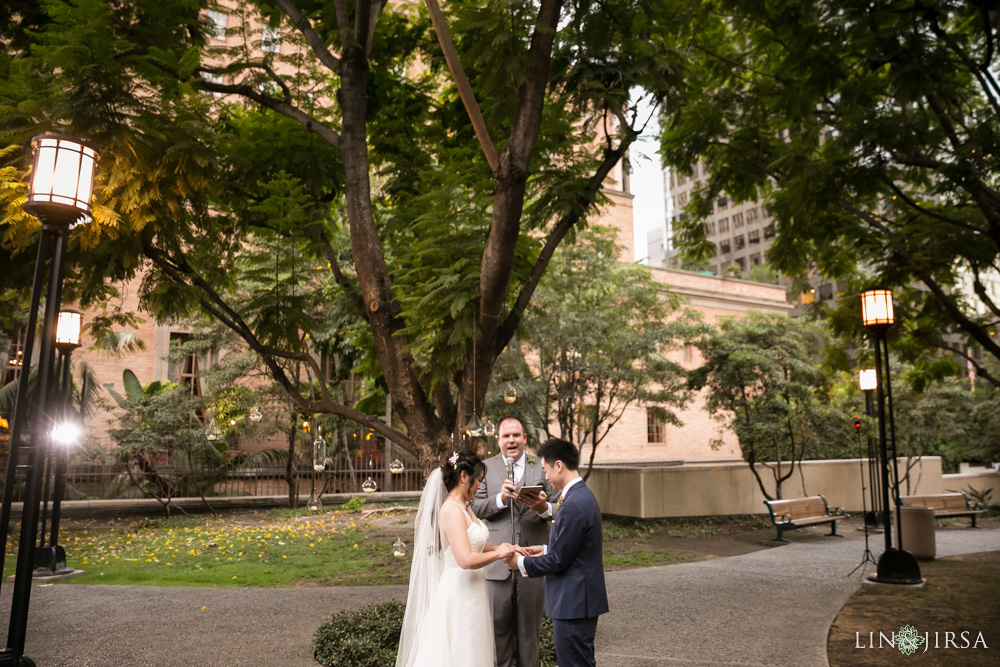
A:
[[389, 459, 404, 475], [465, 412, 483, 438], [362, 476, 378, 494], [503, 384, 517, 404], [312, 437, 327, 472], [393, 538, 406, 558], [307, 490, 322, 512], [249, 408, 263, 423], [481, 418, 496, 438]]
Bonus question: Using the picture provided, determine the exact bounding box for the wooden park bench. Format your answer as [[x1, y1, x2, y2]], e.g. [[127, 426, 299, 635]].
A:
[[763, 495, 848, 543], [899, 492, 985, 528]]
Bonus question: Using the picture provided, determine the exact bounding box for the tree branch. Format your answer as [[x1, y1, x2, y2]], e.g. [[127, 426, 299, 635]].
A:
[[423, 0, 498, 172], [274, 0, 343, 75]]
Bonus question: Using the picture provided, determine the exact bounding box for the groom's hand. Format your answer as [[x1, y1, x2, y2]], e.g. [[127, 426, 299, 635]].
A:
[[504, 553, 518, 570]]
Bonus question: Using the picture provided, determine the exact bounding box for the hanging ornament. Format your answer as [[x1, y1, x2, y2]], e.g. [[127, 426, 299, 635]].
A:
[[389, 459, 405, 475], [204, 416, 223, 442], [465, 411, 483, 438], [362, 476, 378, 494], [312, 437, 327, 472], [504, 384, 517, 404], [393, 538, 406, 558], [228, 418, 237, 426], [249, 408, 263, 423], [482, 417, 496, 438], [307, 489, 322, 511]]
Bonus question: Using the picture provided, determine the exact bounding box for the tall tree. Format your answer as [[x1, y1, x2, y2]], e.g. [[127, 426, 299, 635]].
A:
[[689, 313, 849, 500], [662, 0, 1000, 386], [495, 226, 691, 477], [1, 0, 708, 470]]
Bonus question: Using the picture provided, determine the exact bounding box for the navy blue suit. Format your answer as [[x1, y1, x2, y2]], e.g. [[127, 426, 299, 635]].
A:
[[522, 480, 608, 666]]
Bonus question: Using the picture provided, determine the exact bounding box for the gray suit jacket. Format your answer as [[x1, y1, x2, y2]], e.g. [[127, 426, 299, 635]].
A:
[[470, 453, 555, 581]]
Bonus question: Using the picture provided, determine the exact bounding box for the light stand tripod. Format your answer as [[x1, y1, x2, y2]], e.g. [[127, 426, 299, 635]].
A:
[[849, 416, 877, 577]]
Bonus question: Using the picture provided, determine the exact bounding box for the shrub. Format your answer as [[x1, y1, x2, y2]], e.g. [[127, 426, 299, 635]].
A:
[[314, 600, 558, 666], [314, 601, 405, 667], [342, 496, 367, 513]]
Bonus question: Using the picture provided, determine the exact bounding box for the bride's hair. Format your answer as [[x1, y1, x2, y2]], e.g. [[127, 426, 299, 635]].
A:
[[440, 450, 485, 491]]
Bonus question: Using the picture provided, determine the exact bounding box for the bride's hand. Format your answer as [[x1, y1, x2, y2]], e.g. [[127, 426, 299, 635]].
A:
[[496, 543, 516, 559]]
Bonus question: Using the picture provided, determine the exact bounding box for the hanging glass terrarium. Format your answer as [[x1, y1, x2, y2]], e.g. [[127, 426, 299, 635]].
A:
[[307, 489, 322, 512], [504, 384, 517, 404], [389, 459, 404, 475], [204, 416, 223, 442], [393, 538, 406, 558], [249, 408, 263, 423], [465, 412, 483, 438], [312, 437, 327, 472], [362, 476, 378, 494], [481, 418, 496, 438]]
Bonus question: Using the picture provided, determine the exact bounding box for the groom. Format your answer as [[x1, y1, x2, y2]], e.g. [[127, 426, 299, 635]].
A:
[[507, 438, 608, 667]]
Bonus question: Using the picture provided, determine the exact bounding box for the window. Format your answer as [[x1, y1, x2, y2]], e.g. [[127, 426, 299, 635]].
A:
[[718, 217, 729, 233], [683, 344, 694, 363], [647, 411, 666, 443], [764, 224, 776, 239], [748, 229, 760, 244], [734, 234, 745, 250], [732, 212, 744, 228], [206, 10, 227, 40], [750, 254, 761, 265], [716, 197, 728, 211], [167, 333, 213, 396], [719, 240, 731, 254], [746, 207, 759, 223], [262, 24, 282, 53], [2, 329, 25, 387], [706, 221, 716, 235], [734, 257, 746, 271]]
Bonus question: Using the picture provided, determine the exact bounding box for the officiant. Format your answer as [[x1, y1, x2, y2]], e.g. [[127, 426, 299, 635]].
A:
[[471, 417, 555, 667]]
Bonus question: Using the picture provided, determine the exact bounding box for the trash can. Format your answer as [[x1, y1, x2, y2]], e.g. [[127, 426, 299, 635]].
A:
[[897, 506, 936, 559]]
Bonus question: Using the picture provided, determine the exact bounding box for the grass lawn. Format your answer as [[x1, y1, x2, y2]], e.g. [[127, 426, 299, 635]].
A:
[[3, 506, 771, 587], [3, 504, 416, 587]]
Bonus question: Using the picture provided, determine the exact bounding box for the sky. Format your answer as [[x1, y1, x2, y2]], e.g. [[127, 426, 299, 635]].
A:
[[628, 98, 668, 264]]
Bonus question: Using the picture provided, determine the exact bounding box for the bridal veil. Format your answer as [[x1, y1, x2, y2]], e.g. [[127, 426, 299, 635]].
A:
[[395, 467, 447, 667]]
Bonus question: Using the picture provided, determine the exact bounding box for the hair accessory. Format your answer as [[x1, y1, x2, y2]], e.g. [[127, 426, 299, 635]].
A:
[[448, 451, 459, 465]]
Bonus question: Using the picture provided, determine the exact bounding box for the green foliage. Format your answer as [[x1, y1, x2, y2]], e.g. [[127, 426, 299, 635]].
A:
[[313, 602, 406, 667], [690, 313, 850, 499], [341, 497, 367, 513], [662, 0, 1000, 382], [311, 600, 558, 667], [494, 226, 692, 465], [963, 486, 994, 511]]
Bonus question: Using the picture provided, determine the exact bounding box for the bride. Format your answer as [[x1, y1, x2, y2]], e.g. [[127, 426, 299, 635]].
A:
[[396, 450, 516, 667]]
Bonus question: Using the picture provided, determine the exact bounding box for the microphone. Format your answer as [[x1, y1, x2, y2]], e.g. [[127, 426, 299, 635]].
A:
[[503, 456, 515, 509]]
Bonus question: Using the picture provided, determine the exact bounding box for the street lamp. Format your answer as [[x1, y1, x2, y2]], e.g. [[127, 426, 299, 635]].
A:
[[35, 309, 84, 578], [0, 135, 98, 665], [857, 369, 882, 529], [860, 289, 921, 585]]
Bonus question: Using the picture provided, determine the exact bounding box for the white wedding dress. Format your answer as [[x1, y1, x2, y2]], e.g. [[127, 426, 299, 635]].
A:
[[398, 497, 495, 667]]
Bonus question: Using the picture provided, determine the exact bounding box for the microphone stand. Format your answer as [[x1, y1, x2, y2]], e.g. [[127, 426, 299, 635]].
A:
[[506, 457, 520, 667]]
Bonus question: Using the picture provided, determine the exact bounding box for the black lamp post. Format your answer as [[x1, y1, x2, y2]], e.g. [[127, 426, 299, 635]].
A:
[[860, 289, 921, 585], [857, 369, 883, 529], [34, 309, 83, 577], [0, 135, 98, 666]]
